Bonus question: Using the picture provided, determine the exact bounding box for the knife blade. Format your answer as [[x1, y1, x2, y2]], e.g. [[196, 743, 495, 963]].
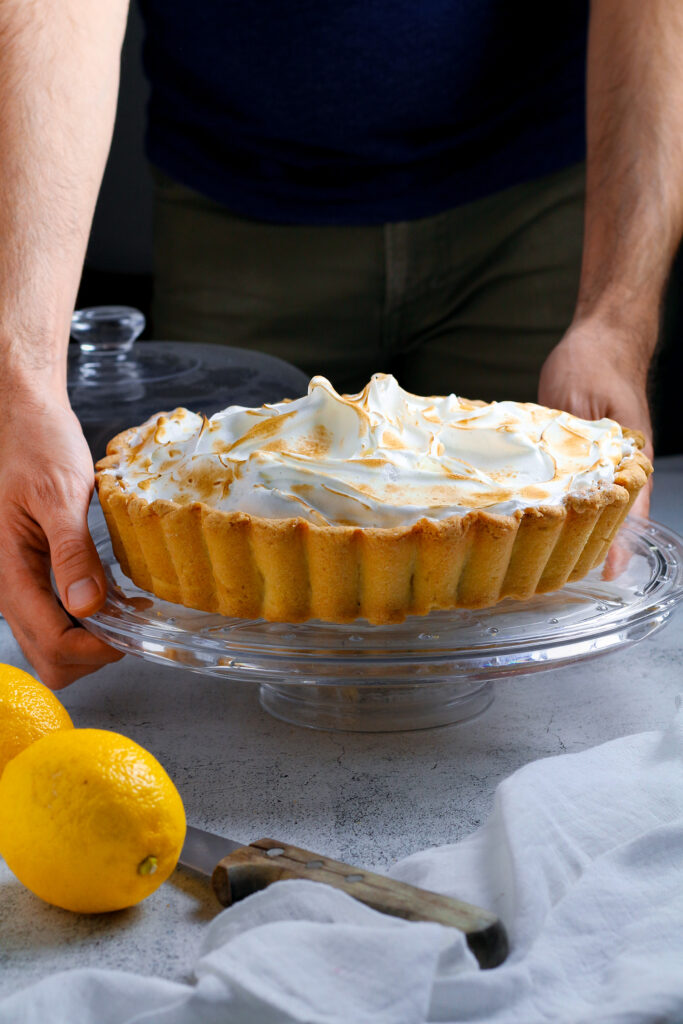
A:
[[179, 825, 508, 969], [180, 823, 242, 874]]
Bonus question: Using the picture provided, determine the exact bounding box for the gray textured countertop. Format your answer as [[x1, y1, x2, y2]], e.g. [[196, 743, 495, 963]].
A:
[[1, 456, 681, 998]]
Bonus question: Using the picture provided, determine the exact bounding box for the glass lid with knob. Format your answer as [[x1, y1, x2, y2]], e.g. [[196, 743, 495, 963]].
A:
[[69, 305, 201, 389], [67, 305, 309, 458]]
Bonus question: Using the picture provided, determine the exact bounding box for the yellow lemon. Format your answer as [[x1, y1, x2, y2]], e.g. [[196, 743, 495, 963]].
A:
[[0, 663, 73, 778], [0, 728, 186, 913]]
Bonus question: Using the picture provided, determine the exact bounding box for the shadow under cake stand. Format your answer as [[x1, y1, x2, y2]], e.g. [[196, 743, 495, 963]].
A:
[[84, 508, 683, 732]]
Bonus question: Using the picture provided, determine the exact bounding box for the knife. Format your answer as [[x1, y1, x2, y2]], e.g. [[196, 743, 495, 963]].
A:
[[179, 824, 508, 969]]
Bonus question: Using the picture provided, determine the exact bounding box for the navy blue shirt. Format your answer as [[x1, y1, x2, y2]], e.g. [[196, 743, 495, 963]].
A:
[[140, 1, 588, 224]]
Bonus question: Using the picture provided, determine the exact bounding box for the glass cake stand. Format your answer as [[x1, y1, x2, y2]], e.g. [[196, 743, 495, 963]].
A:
[[84, 507, 683, 732]]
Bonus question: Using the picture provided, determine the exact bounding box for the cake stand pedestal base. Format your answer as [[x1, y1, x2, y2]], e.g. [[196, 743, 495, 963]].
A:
[[259, 678, 495, 732]]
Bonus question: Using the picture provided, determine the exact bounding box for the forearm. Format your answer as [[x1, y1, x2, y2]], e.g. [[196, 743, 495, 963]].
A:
[[0, 0, 129, 400], [576, 0, 683, 368]]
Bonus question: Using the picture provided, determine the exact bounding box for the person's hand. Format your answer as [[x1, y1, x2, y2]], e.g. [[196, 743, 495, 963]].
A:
[[538, 322, 654, 519], [0, 392, 123, 688]]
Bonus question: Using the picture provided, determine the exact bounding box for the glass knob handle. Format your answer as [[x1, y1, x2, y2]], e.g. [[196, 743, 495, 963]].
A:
[[70, 305, 146, 357]]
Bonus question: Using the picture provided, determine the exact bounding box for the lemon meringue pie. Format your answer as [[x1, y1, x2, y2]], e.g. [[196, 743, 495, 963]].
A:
[[95, 374, 652, 623]]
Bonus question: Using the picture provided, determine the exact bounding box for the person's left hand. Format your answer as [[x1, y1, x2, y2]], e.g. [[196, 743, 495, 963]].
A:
[[538, 322, 653, 519]]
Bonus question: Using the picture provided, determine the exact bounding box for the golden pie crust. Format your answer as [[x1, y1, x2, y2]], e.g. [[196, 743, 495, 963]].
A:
[[95, 422, 652, 625]]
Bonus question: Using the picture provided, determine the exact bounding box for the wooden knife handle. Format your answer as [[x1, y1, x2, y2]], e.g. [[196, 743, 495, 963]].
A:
[[211, 837, 507, 969]]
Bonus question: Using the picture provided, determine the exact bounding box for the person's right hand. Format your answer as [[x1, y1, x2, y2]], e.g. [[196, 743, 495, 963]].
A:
[[0, 391, 123, 689]]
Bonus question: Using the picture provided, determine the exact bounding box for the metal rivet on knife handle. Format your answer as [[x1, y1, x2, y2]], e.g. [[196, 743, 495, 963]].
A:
[[211, 838, 508, 969]]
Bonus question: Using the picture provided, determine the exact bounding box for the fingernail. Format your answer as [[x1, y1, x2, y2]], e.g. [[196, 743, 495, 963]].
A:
[[66, 577, 101, 612]]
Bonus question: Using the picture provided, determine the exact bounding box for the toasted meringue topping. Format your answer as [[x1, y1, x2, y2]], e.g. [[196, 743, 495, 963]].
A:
[[103, 374, 636, 526]]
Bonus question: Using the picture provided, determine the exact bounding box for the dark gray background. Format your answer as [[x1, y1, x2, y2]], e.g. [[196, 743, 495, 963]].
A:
[[79, 5, 683, 455]]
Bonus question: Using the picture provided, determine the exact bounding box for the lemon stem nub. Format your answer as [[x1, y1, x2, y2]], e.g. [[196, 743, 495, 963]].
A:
[[138, 855, 158, 876]]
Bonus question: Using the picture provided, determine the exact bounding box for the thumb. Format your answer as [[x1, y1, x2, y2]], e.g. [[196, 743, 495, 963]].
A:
[[43, 501, 107, 617]]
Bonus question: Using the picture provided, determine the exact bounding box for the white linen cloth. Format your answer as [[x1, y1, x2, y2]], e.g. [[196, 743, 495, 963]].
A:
[[2, 700, 682, 1024]]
